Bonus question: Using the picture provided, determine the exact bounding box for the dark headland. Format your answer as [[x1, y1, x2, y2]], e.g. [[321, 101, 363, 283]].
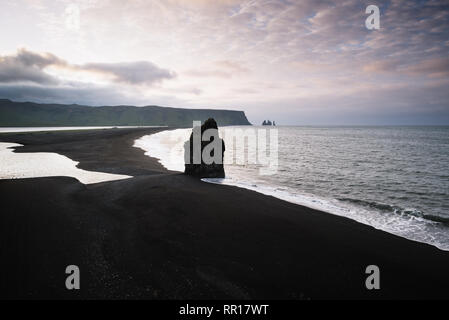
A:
[[0, 99, 251, 127], [0, 127, 448, 299]]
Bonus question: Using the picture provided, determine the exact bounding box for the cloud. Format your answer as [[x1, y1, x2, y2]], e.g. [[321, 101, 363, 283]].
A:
[[185, 70, 232, 79], [12, 49, 65, 68], [0, 49, 64, 84], [0, 49, 178, 106], [403, 57, 449, 78], [362, 60, 400, 74], [185, 60, 249, 78], [0, 82, 189, 107], [0, 49, 175, 86], [214, 60, 249, 73], [82, 61, 176, 85]]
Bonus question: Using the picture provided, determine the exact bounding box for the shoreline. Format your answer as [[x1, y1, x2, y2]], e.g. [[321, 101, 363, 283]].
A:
[[0, 127, 448, 299], [201, 177, 449, 252], [135, 129, 449, 252]]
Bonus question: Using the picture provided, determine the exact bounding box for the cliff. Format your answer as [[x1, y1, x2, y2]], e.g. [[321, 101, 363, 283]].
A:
[[0, 99, 251, 127]]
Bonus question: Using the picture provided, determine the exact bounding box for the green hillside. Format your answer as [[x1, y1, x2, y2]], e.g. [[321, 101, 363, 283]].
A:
[[0, 99, 251, 127]]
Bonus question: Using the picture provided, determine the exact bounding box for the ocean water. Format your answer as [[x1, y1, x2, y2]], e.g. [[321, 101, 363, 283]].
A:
[[134, 126, 449, 250]]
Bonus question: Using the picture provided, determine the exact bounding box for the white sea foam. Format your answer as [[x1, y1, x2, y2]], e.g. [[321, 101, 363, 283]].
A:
[[133, 128, 191, 172], [0, 143, 131, 184], [134, 128, 449, 251]]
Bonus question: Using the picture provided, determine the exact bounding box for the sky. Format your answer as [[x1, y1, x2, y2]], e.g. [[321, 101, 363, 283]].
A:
[[0, 0, 448, 125]]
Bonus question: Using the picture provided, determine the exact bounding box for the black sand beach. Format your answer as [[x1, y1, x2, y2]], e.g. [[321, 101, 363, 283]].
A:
[[0, 128, 448, 299]]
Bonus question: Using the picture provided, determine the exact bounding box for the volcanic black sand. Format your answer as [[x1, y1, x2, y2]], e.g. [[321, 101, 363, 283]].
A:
[[0, 127, 448, 300]]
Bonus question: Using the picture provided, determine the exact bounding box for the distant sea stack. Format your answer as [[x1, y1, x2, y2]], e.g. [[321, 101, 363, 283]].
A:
[[0, 99, 251, 127], [262, 120, 275, 126], [184, 118, 225, 178]]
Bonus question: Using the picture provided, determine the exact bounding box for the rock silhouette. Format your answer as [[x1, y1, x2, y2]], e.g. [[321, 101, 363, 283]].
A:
[[262, 120, 275, 126], [184, 118, 225, 178]]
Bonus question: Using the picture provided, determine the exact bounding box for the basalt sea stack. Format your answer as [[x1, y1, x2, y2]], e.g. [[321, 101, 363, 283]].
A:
[[184, 118, 225, 178]]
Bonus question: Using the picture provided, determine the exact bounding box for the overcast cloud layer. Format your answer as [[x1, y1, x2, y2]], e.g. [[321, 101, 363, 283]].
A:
[[0, 0, 448, 124]]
